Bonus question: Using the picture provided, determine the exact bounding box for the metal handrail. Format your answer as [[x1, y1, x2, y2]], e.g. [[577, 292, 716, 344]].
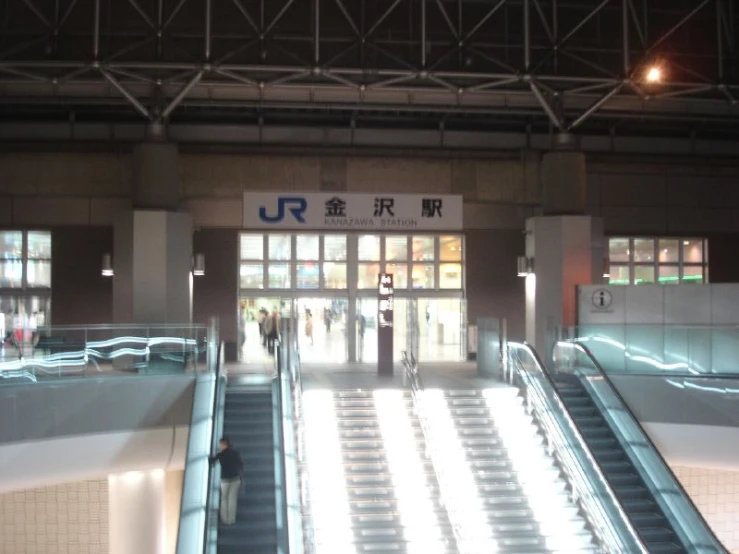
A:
[[507, 341, 647, 554], [400, 350, 465, 551], [556, 340, 727, 553]]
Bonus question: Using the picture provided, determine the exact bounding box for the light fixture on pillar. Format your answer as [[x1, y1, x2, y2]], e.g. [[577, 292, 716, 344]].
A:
[[102, 253, 114, 277], [603, 258, 611, 280], [517, 256, 534, 278], [192, 254, 205, 276]]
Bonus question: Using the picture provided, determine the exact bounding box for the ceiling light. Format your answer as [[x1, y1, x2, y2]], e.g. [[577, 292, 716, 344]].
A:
[[645, 66, 662, 83]]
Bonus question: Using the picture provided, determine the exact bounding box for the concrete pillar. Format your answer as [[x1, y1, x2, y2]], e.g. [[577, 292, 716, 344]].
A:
[[541, 138, 587, 215], [113, 210, 193, 323], [109, 470, 167, 554], [524, 215, 605, 353], [132, 142, 180, 210]]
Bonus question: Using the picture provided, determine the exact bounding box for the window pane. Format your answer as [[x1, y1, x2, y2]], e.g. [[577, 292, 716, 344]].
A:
[[633, 239, 655, 263], [385, 262, 408, 289], [27, 231, 51, 259], [269, 235, 292, 260], [440, 263, 462, 289], [358, 235, 380, 261], [296, 235, 319, 260], [658, 265, 679, 284], [324, 235, 347, 261], [682, 239, 704, 264], [385, 236, 408, 261], [658, 239, 679, 263], [634, 265, 654, 285], [411, 263, 435, 289], [412, 236, 435, 261], [357, 263, 380, 288], [239, 263, 264, 288], [297, 262, 319, 288], [683, 265, 704, 284], [323, 263, 347, 289], [0, 231, 22, 260], [608, 265, 630, 285], [27, 260, 51, 288], [240, 234, 263, 260], [0, 260, 23, 287], [440, 236, 462, 261], [608, 238, 630, 263], [267, 263, 291, 288]]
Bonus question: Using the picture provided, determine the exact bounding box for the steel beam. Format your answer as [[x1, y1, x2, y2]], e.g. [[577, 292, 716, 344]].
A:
[[650, 0, 711, 52], [20, 0, 51, 28], [101, 69, 151, 119], [568, 84, 622, 130], [559, 0, 611, 47], [161, 71, 203, 119], [366, 0, 403, 39], [529, 80, 562, 129], [622, 0, 628, 75], [523, 0, 530, 70], [205, 0, 212, 60]]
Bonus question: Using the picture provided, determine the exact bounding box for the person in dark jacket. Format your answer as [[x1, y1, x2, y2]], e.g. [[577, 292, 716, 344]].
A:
[[211, 436, 244, 525]]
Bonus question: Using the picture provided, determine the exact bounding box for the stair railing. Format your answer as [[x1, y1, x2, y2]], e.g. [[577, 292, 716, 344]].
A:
[[554, 340, 727, 554], [401, 350, 464, 553], [507, 341, 646, 554]]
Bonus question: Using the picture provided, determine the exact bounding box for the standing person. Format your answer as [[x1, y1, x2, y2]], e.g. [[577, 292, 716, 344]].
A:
[[357, 313, 366, 362], [210, 437, 244, 526], [266, 308, 280, 355], [324, 308, 332, 333], [258, 308, 267, 345], [305, 310, 314, 345]]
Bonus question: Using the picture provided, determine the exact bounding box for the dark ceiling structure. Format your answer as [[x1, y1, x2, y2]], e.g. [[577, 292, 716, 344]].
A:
[[0, 0, 737, 143]]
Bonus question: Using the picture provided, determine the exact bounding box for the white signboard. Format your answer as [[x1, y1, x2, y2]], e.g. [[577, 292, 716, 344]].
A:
[[243, 192, 463, 230]]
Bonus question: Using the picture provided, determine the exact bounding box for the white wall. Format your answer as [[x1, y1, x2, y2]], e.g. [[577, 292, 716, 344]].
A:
[[671, 465, 739, 553], [0, 479, 109, 554]]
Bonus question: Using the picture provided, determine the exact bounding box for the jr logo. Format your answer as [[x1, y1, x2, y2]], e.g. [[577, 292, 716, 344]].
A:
[[258, 197, 308, 223]]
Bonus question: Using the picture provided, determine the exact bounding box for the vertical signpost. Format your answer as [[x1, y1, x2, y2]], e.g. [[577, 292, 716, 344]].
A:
[[378, 274, 394, 376]]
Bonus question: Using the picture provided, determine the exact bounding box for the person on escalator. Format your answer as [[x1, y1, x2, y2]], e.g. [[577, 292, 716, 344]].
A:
[[211, 436, 244, 526]]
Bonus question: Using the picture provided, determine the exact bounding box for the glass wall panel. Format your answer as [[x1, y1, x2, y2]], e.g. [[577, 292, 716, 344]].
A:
[[439, 236, 462, 261], [411, 263, 435, 289], [240, 234, 263, 260], [683, 265, 703, 283], [609, 264, 630, 285], [633, 238, 655, 263], [296, 235, 319, 260], [385, 262, 408, 289], [324, 235, 347, 261], [240, 263, 264, 288], [358, 235, 380, 261], [439, 263, 462, 289], [323, 263, 347, 289], [297, 262, 320, 289], [0, 231, 22, 260], [683, 239, 704, 264], [26, 260, 51, 288], [357, 263, 380, 289], [412, 236, 435, 261], [27, 231, 51, 259], [0, 260, 23, 288], [658, 239, 679, 263], [385, 236, 408, 261], [268, 263, 291, 288], [658, 265, 679, 284], [268, 234, 291, 260], [608, 238, 630, 263], [634, 266, 655, 285]]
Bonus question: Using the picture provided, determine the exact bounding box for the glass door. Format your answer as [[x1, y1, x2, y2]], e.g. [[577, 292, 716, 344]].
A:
[[417, 298, 465, 362], [295, 297, 348, 363]]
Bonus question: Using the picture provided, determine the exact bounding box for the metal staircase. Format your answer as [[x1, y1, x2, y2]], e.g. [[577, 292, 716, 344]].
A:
[[426, 387, 599, 554], [217, 386, 278, 554], [553, 377, 685, 554], [302, 388, 458, 554]]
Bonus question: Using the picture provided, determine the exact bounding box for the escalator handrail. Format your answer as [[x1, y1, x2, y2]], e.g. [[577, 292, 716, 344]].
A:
[[508, 341, 647, 554], [556, 340, 727, 553]]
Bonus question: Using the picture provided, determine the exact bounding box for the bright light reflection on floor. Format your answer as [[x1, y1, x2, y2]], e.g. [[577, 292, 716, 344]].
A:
[[483, 388, 590, 552], [373, 389, 446, 554], [303, 390, 356, 554], [423, 389, 499, 554]]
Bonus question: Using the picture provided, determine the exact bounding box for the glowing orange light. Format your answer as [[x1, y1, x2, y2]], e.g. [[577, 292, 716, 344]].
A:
[[645, 66, 662, 83]]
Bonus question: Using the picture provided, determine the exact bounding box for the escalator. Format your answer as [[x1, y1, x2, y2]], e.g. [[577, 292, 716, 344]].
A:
[[550, 341, 726, 554], [554, 375, 683, 553], [217, 385, 278, 554]]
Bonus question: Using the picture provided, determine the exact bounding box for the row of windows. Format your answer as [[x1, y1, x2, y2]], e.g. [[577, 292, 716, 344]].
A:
[[239, 233, 464, 291], [0, 231, 51, 289], [608, 237, 707, 285]]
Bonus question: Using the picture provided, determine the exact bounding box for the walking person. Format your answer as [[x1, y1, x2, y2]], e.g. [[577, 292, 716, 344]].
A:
[[357, 313, 366, 362], [305, 310, 314, 345], [211, 437, 244, 526], [265, 308, 280, 355]]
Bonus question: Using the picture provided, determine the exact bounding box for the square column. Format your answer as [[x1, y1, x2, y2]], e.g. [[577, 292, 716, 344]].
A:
[[113, 211, 193, 324], [525, 215, 605, 352]]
